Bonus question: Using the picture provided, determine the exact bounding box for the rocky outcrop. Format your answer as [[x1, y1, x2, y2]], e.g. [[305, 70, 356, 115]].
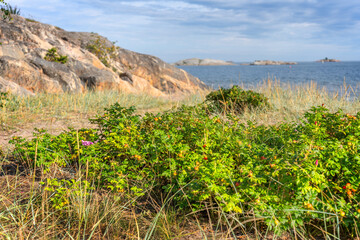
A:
[[0, 16, 208, 96], [0, 76, 34, 96], [250, 60, 297, 65], [316, 58, 340, 63], [174, 58, 236, 66]]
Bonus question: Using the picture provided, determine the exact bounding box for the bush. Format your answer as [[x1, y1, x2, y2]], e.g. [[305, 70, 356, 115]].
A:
[[1, 4, 20, 16], [9, 104, 360, 237], [205, 85, 270, 114], [86, 36, 119, 68], [44, 48, 68, 64]]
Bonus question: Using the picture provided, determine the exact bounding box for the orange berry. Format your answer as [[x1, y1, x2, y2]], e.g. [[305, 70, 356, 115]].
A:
[[194, 166, 199, 171], [357, 209, 360, 214], [306, 203, 314, 210], [346, 183, 351, 188]]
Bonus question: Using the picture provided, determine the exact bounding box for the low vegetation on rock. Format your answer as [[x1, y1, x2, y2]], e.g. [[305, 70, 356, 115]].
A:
[[86, 36, 119, 68], [44, 48, 68, 64]]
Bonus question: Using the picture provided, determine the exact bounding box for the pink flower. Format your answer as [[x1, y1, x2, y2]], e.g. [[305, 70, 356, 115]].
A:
[[315, 159, 318, 166], [81, 140, 94, 146]]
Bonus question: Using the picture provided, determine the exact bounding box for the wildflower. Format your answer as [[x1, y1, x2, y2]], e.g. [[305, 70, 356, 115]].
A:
[[81, 140, 94, 146], [315, 159, 318, 166]]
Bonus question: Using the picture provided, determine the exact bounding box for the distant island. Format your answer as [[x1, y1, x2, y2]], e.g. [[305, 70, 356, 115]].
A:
[[173, 58, 236, 66], [316, 57, 340, 63], [249, 60, 297, 65]]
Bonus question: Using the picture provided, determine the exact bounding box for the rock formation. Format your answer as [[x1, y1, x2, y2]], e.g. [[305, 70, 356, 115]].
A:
[[174, 58, 235, 66], [0, 16, 209, 96], [316, 58, 340, 63], [250, 60, 297, 65]]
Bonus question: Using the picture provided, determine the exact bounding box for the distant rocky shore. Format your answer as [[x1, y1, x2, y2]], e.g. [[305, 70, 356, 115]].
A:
[[249, 60, 297, 65], [316, 58, 340, 63], [173, 58, 235, 66]]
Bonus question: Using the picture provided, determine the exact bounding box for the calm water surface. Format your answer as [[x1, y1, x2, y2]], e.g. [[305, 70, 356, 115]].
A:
[[178, 62, 360, 94]]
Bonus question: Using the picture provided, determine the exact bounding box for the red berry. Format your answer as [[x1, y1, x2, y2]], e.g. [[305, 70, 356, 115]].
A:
[[261, 156, 266, 160], [203, 156, 208, 160], [342, 186, 347, 189], [235, 182, 240, 187], [203, 144, 206, 148]]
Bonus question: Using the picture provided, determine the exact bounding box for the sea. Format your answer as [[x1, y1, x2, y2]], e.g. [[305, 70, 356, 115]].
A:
[[178, 62, 360, 96]]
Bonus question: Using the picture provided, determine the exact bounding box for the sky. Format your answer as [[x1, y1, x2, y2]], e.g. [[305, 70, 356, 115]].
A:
[[6, 0, 360, 62]]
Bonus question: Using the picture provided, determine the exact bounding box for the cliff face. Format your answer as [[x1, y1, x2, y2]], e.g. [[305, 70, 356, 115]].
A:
[[0, 16, 208, 96]]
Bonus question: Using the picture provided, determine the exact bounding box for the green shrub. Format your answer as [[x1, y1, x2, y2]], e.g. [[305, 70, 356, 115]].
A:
[[9, 104, 360, 237], [205, 85, 270, 114], [0, 0, 10, 20], [1, 4, 20, 16], [86, 36, 119, 68], [44, 48, 68, 64]]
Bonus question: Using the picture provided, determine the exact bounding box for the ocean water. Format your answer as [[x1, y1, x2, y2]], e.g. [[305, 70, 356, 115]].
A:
[[178, 62, 360, 95]]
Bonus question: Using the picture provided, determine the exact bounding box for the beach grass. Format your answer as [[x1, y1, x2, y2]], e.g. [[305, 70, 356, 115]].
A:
[[1, 78, 359, 132]]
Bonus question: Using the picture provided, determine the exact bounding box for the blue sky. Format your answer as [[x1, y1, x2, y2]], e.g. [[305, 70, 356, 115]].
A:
[[7, 0, 360, 62]]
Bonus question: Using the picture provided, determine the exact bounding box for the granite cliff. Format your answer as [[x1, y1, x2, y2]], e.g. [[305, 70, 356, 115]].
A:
[[0, 16, 208, 96]]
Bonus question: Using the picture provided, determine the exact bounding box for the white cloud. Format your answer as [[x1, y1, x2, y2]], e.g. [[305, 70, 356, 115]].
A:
[[5, 0, 360, 61]]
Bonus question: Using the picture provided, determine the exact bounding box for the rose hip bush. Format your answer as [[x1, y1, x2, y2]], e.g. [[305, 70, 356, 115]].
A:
[[9, 102, 360, 235]]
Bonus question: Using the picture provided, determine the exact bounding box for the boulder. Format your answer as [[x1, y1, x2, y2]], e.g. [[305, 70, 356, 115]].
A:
[[0, 76, 34, 96]]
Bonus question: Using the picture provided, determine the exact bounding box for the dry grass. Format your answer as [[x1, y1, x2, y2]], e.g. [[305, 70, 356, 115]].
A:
[[0, 90, 205, 148], [235, 78, 360, 125]]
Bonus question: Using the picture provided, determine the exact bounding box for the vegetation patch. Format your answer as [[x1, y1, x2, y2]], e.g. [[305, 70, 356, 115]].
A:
[[44, 47, 68, 64], [205, 85, 270, 114], [6, 87, 360, 238], [86, 36, 119, 68]]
